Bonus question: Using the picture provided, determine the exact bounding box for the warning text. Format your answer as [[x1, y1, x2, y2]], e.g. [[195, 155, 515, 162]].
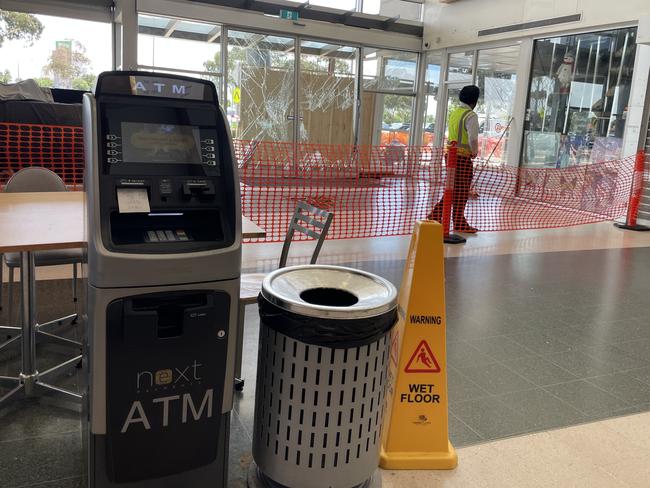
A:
[[409, 315, 442, 325], [400, 384, 440, 404]]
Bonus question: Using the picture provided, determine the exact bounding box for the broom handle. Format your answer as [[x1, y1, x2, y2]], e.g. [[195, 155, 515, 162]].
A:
[[481, 117, 513, 167]]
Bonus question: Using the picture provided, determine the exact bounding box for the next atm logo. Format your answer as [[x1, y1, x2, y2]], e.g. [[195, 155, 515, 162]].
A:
[[120, 361, 213, 434]]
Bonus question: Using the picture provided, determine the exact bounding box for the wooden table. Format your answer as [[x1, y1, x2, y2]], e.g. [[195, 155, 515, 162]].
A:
[[0, 191, 266, 406]]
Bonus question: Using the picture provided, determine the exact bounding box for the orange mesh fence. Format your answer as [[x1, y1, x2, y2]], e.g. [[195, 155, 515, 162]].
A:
[[236, 140, 639, 242], [0, 123, 639, 240], [0, 122, 84, 189]]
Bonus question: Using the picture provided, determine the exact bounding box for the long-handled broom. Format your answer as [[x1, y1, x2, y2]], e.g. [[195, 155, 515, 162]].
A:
[[469, 117, 513, 199]]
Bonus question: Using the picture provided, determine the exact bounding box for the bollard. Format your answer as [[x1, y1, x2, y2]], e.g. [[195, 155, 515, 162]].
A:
[[615, 150, 649, 231]]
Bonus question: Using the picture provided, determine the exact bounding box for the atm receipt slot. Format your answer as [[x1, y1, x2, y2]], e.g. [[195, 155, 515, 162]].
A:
[[116, 187, 150, 213]]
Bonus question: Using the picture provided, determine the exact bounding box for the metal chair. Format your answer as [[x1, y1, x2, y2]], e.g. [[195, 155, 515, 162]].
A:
[[235, 201, 334, 391], [0, 167, 83, 353]]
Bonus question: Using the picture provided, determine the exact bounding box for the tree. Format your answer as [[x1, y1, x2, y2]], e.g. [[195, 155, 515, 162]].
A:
[[72, 73, 96, 91], [0, 69, 11, 83], [383, 94, 413, 124], [0, 10, 43, 47], [34, 77, 54, 88], [43, 40, 92, 89]]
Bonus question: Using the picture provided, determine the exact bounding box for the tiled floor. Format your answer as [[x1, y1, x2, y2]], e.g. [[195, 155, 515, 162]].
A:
[[1, 236, 650, 486], [382, 411, 650, 488]]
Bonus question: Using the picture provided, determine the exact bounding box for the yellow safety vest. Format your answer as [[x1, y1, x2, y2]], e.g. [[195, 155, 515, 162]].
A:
[[447, 107, 474, 156]]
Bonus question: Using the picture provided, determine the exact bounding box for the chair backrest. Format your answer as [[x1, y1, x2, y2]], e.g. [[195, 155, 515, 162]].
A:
[[278, 201, 334, 269], [4, 167, 67, 193]]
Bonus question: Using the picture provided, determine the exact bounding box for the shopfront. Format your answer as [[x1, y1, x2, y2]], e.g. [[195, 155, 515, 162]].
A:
[[428, 24, 647, 169]]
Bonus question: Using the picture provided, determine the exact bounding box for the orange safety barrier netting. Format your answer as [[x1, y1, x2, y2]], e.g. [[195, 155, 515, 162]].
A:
[[0, 122, 85, 190], [0, 122, 641, 242], [0, 123, 85, 189], [236, 140, 640, 242]]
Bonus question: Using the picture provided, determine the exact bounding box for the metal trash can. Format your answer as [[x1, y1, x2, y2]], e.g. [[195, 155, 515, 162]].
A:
[[248, 265, 398, 488]]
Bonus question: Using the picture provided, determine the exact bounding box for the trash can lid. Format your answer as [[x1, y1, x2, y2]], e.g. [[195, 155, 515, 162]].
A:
[[261, 265, 397, 320]]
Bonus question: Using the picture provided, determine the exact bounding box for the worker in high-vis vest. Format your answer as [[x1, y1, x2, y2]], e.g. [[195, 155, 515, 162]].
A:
[[428, 85, 480, 233]]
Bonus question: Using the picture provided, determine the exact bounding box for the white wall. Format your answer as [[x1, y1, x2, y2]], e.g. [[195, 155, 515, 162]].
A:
[[423, 0, 650, 50]]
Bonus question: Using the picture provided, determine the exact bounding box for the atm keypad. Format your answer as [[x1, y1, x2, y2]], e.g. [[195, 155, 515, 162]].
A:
[[145, 229, 191, 242]]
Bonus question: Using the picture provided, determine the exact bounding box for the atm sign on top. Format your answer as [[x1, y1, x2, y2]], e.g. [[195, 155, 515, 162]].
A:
[[128, 76, 206, 101]]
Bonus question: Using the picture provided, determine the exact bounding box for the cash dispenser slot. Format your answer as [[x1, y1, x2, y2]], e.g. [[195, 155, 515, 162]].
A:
[[109, 209, 223, 247], [182, 180, 215, 201]]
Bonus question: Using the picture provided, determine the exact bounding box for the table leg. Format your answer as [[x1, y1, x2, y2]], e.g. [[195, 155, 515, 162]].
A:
[[19, 251, 38, 396], [0, 251, 82, 407]]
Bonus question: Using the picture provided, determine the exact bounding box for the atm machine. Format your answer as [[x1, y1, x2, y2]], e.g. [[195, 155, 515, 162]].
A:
[[83, 71, 241, 487]]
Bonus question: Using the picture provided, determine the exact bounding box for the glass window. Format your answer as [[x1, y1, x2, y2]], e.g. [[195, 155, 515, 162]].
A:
[[226, 30, 295, 142], [363, 0, 423, 21], [523, 27, 637, 167], [0, 11, 111, 90], [363, 48, 418, 93], [137, 14, 222, 98], [299, 41, 358, 144], [361, 48, 418, 145], [475, 45, 520, 164], [448, 51, 473, 83], [422, 53, 441, 146]]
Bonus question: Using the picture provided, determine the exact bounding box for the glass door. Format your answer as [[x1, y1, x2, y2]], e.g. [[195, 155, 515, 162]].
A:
[[298, 40, 359, 145], [475, 45, 520, 164], [226, 30, 296, 142], [442, 51, 474, 147]]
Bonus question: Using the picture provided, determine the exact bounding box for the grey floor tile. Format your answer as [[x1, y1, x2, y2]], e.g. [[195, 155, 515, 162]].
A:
[[567, 318, 650, 346], [447, 368, 491, 404], [446, 340, 497, 369], [458, 362, 536, 395], [508, 329, 573, 355], [586, 373, 650, 406], [545, 350, 618, 378], [545, 380, 630, 417], [578, 344, 650, 372], [228, 411, 254, 488], [448, 412, 483, 448], [450, 396, 532, 441], [628, 366, 650, 386], [517, 307, 589, 330], [502, 355, 579, 387], [614, 338, 650, 362], [0, 401, 80, 443], [466, 335, 536, 362], [445, 315, 515, 341], [0, 431, 83, 488], [22, 477, 85, 488], [497, 388, 587, 431]]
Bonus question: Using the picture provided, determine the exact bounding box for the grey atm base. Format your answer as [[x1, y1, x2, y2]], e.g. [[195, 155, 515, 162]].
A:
[[87, 280, 239, 488], [89, 414, 229, 488]]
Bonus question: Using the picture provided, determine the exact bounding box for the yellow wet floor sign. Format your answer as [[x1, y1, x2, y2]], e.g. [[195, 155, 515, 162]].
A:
[[380, 220, 458, 469]]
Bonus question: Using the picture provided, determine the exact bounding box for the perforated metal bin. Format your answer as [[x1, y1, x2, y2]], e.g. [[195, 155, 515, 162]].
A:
[[248, 265, 398, 488]]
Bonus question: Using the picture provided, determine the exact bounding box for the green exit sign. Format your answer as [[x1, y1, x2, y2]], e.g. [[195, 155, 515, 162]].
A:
[[279, 9, 299, 20]]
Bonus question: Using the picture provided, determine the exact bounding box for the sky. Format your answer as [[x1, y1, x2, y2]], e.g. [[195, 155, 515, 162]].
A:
[[0, 14, 112, 82]]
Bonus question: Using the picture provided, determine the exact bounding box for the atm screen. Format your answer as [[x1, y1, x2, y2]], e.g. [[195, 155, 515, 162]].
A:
[[121, 122, 202, 164]]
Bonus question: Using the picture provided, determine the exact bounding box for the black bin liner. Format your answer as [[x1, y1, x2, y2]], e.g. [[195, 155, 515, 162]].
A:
[[258, 293, 397, 348]]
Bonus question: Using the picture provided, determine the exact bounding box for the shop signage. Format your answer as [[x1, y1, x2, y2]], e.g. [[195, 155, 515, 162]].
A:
[[279, 9, 299, 20]]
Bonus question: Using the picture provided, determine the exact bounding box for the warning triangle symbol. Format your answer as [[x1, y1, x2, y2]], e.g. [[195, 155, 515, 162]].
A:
[[404, 340, 441, 373]]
